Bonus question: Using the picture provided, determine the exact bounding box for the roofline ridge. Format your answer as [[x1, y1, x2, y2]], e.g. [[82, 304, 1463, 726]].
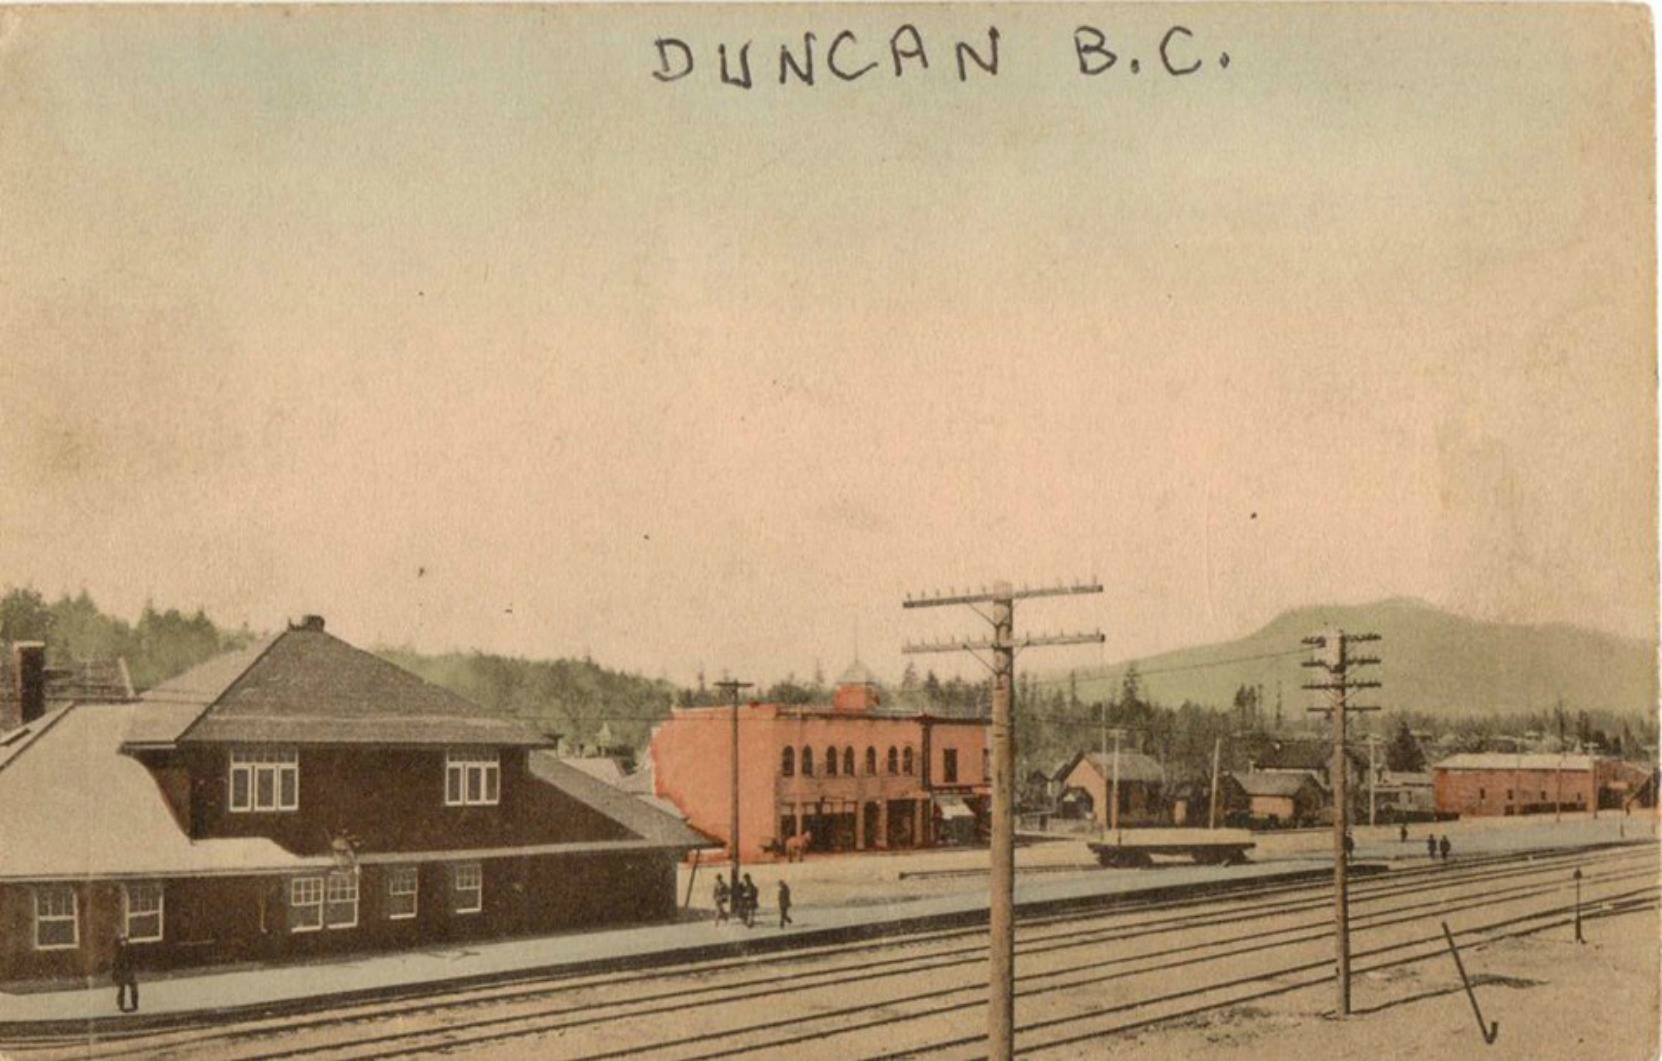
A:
[[0, 701, 80, 778], [173, 631, 290, 744], [367, 641, 533, 727]]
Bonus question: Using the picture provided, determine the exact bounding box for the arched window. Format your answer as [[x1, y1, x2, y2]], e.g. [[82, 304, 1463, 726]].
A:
[[888, 747, 899, 774], [903, 746, 915, 775], [865, 747, 877, 775], [802, 747, 814, 776], [782, 747, 795, 777], [826, 746, 839, 777], [843, 747, 855, 776]]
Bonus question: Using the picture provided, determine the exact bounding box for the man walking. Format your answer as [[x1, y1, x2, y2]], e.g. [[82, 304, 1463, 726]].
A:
[[112, 935, 138, 1013], [1427, 834, 1438, 859], [713, 876, 730, 924], [1439, 835, 1452, 862], [777, 880, 793, 928], [740, 874, 758, 928]]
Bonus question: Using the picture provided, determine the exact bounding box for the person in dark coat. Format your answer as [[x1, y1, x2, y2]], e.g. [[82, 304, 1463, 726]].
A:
[[741, 874, 758, 928], [1427, 834, 1438, 859], [713, 876, 730, 924], [112, 935, 138, 1013], [1400, 822, 1409, 844], [1439, 835, 1452, 861], [1343, 831, 1355, 860], [777, 879, 793, 928]]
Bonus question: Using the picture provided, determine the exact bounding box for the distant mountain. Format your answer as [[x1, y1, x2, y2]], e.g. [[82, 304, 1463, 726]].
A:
[[1067, 599, 1656, 718]]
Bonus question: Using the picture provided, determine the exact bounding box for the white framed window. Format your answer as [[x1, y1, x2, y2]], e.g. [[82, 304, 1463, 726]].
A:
[[123, 883, 164, 943], [451, 862, 483, 914], [324, 873, 359, 929], [230, 748, 299, 813], [290, 876, 324, 933], [444, 750, 500, 807], [34, 886, 77, 951], [386, 866, 419, 920]]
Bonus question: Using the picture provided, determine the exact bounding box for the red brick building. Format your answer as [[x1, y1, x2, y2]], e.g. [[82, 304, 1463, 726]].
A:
[[0, 619, 704, 986], [650, 663, 990, 860], [1432, 753, 1599, 817]]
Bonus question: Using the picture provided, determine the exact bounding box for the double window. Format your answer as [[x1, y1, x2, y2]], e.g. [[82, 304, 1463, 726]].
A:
[[34, 886, 77, 950], [123, 883, 164, 943], [445, 750, 501, 806], [230, 748, 299, 812], [290, 872, 358, 932], [451, 863, 483, 914], [386, 867, 419, 920], [325, 874, 360, 928]]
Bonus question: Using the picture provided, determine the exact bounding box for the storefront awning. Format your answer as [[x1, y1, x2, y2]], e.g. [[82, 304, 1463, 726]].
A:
[[935, 795, 974, 820]]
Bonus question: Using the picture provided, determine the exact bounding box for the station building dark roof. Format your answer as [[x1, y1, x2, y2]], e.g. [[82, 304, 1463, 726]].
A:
[[123, 621, 550, 750]]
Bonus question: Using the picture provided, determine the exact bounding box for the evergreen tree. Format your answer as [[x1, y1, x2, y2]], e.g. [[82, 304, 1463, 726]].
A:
[[1386, 719, 1427, 773]]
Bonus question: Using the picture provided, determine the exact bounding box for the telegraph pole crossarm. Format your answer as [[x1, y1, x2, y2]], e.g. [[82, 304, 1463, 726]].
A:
[[902, 578, 1103, 1061]]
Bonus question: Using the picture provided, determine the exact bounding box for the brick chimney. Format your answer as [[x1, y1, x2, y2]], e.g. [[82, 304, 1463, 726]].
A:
[[13, 642, 47, 727], [291, 615, 326, 632]]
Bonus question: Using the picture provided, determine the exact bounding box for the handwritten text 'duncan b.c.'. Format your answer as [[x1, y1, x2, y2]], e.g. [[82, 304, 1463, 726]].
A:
[[649, 26, 1231, 88]]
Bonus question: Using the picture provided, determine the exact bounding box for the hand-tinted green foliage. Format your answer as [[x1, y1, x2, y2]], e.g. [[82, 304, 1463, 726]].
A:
[[378, 648, 678, 752], [0, 586, 252, 691]]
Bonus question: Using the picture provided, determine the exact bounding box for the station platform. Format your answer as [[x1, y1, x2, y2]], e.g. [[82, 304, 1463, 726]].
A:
[[0, 813, 1651, 1036]]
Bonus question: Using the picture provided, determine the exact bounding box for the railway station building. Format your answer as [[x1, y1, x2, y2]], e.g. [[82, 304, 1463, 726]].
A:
[[0, 619, 705, 986], [649, 662, 990, 860]]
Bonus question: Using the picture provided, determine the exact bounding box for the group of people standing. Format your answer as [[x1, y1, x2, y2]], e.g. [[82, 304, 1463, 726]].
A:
[[714, 873, 793, 929]]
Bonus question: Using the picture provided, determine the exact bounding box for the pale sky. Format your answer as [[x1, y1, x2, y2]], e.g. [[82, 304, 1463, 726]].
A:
[[0, 4, 1654, 685]]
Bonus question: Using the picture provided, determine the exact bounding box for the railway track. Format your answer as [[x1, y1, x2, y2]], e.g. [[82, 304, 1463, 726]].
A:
[[5, 841, 1655, 1060]]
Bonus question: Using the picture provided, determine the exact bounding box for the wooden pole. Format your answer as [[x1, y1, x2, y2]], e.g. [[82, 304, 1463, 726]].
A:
[[988, 583, 1016, 1061], [1330, 630, 1351, 1017], [1209, 736, 1222, 830], [715, 679, 752, 900]]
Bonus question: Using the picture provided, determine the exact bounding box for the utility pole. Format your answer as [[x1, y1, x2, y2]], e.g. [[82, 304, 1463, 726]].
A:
[[1208, 735, 1223, 830], [1099, 701, 1108, 838], [1108, 727, 1126, 839], [714, 679, 753, 900], [1303, 627, 1380, 1018], [1556, 751, 1564, 822], [904, 580, 1103, 1061], [1366, 733, 1379, 827]]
